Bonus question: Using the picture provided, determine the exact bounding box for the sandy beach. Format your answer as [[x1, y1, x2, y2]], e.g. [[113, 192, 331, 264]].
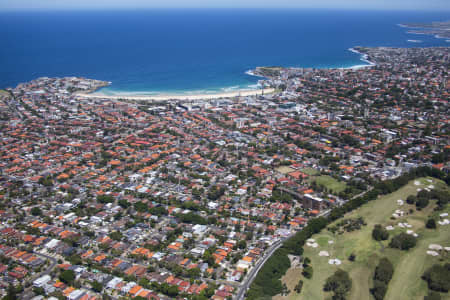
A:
[[75, 88, 275, 101]]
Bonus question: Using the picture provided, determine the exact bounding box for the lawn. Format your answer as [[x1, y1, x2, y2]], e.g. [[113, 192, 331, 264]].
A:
[[300, 168, 320, 176], [312, 175, 347, 194], [278, 177, 450, 300]]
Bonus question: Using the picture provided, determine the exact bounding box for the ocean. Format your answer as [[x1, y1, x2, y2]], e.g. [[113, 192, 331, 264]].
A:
[[0, 9, 449, 95]]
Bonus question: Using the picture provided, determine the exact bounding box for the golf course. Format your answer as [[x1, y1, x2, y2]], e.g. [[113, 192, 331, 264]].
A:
[[276, 177, 450, 300]]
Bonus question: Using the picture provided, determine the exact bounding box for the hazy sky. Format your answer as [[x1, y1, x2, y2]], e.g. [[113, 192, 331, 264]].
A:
[[0, 0, 449, 11]]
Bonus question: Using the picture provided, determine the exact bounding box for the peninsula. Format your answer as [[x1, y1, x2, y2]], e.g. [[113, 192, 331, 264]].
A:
[[400, 20, 450, 39]]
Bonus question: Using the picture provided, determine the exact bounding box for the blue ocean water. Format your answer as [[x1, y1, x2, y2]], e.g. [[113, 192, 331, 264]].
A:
[[0, 9, 449, 94]]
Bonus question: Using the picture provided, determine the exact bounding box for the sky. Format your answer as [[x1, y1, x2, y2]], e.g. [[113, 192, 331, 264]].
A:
[[0, 0, 449, 11]]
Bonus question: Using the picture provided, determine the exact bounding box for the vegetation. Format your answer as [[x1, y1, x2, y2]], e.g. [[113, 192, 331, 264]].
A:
[[328, 217, 366, 234], [59, 269, 76, 285], [426, 218, 437, 229], [294, 279, 304, 294], [312, 175, 347, 194], [422, 263, 450, 293], [370, 258, 394, 300], [372, 224, 389, 241], [30, 207, 42, 216], [323, 269, 352, 299], [247, 167, 449, 300], [246, 248, 291, 299], [389, 233, 417, 251]]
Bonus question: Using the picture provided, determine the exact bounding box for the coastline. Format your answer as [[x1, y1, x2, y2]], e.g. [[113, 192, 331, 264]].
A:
[[75, 87, 275, 101], [347, 47, 376, 69], [74, 47, 374, 101]]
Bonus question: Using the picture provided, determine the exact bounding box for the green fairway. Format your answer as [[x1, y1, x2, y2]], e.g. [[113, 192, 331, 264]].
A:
[[280, 177, 450, 300], [312, 175, 347, 194]]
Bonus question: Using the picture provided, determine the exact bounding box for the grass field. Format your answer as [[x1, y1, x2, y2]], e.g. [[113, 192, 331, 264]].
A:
[[278, 177, 450, 300], [300, 168, 320, 176], [276, 166, 296, 174], [311, 175, 347, 194]]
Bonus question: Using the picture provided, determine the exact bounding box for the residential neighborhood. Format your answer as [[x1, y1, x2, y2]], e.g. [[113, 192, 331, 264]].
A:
[[0, 46, 448, 300]]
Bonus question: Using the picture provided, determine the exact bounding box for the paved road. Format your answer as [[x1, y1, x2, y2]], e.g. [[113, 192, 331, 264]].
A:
[[20, 252, 59, 300], [31, 251, 58, 279], [234, 237, 288, 300], [234, 209, 332, 300]]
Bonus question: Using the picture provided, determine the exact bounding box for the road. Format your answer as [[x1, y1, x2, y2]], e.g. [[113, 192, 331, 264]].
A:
[[234, 237, 288, 300], [21, 252, 59, 300], [234, 209, 331, 300], [33, 252, 59, 277]]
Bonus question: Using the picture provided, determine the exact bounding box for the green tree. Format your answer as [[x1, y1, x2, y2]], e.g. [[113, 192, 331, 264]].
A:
[[422, 264, 450, 293], [426, 219, 436, 229], [91, 281, 103, 293], [372, 224, 389, 241], [31, 207, 42, 216], [389, 233, 416, 250], [324, 269, 352, 299], [59, 270, 76, 285]]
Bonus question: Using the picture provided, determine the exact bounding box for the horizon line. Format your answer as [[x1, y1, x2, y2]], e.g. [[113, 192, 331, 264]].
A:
[[1, 7, 450, 12]]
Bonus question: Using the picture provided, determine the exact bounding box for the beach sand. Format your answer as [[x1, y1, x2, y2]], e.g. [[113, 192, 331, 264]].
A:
[[75, 88, 275, 101]]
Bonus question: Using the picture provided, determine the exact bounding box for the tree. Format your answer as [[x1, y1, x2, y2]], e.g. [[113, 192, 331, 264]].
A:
[[237, 240, 247, 249], [389, 233, 416, 250], [370, 280, 387, 300], [294, 280, 303, 294], [371, 257, 394, 300], [324, 269, 352, 299], [3, 284, 17, 300], [59, 270, 76, 285], [118, 199, 130, 208], [110, 231, 123, 241], [187, 268, 201, 279], [406, 195, 417, 204], [424, 291, 442, 300], [372, 224, 389, 241], [302, 266, 313, 279], [426, 219, 436, 229], [134, 201, 148, 213], [167, 285, 179, 297], [374, 258, 394, 283], [416, 197, 429, 209], [97, 195, 114, 204], [422, 263, 450, 293], [31, 207, 42, 216], [91, 281, 103, 293]]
